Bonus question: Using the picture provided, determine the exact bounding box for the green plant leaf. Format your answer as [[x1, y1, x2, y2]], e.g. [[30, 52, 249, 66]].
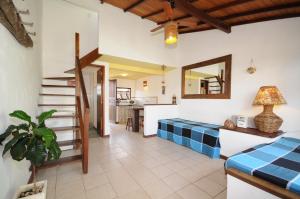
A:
[[0, 125, 17, 145], [26, 139, 47, 167], [2, 133, 27, 156], [9, 110, 32, 123], [17, 123, 30, 132], [34, 128, 55, 148], [48, 141, 62, 161], [37, 110, 57, 126], [10, 136, 29, 161]]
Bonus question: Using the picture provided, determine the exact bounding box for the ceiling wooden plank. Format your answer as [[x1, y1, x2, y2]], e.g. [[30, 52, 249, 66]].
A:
[[141, 9, 164, 19], [124, 0, 145, 12], [141, 0, 198, 19], [179, 12, 300, 34], [219, 1, 300, 21], [175, 0, 231, 33], [158, 0, 254, 25], [206, 0, 254, 13], [194, 1, 300, 26]]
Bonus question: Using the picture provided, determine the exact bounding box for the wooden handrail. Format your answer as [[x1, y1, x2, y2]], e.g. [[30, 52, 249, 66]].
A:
[[74, 33, 90, 174]]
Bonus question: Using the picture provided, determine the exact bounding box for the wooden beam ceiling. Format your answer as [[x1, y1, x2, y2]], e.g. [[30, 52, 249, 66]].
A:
[[174, 0, 231, 33], [101, 0, 300, 34], [124, 0, 144, 12], [158, 0, 255, 25]]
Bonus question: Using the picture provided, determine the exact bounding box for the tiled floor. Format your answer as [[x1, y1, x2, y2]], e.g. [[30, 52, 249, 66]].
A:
[[38, 124, 227, 199]]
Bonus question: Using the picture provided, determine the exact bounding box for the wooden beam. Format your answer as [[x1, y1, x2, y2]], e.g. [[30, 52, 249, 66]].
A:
[[79, 48, 101, 69], [158, 0, 254, 25], [141, 9, 164, 19], [175, 0, 231, 33], [219, 1, 300, 21], [179, 12, 300, 34], [124, 0, 144, 12]]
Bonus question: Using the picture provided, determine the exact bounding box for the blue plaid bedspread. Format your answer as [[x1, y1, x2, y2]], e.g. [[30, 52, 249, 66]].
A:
[[225, 137, 300, 195], [157, 118, 221, 159]]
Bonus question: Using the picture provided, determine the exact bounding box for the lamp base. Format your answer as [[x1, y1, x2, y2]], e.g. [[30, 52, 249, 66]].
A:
[[254, 105, 283, 133]]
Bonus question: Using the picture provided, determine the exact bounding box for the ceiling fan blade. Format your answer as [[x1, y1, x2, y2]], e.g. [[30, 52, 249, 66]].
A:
[[162, 1, 173, 20], [150, 24, 165, 32], [178, 21, 198, 28]]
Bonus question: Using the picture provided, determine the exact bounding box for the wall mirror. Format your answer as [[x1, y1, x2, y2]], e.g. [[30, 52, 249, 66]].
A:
[[182, 55, 232, 99]]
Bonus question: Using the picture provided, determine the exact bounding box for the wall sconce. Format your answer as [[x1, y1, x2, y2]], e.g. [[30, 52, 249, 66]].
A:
[[247, 59, 256, 74], [143, 81, 148, 89]]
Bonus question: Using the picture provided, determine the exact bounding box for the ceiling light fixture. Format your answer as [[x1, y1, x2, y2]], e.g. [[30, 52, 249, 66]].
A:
[[120, 73, 128, 77], [165, 22, 178, 45]]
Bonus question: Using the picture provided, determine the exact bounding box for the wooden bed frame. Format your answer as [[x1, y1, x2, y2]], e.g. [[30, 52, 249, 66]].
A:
[[226, 168, 300, 199]]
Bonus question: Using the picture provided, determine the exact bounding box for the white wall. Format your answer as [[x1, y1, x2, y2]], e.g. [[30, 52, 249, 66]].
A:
[[98, 3, 178, 67], [144, 105, 179, 136], [135, 69, 181, 104], [178, 18, 300, 133], [41, 0, 98, 76], [0, 0, 42, 198]]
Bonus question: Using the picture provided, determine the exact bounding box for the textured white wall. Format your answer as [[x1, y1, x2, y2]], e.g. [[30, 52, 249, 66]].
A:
[[177, 18, 300, 133], [41, 0, 99, 77], [0, 0, 42, 198]]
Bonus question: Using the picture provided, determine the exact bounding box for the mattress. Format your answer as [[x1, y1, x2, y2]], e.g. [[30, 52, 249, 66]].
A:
[[225, 137, 300, 195], [157, 118, 221, 158]]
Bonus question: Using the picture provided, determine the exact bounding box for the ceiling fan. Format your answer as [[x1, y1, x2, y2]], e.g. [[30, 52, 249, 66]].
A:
[[151, 0, 197, 45]]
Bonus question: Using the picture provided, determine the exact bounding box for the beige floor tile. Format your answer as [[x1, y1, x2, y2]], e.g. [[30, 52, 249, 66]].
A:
[[83, 173, 109, 190], [106, 167, 141, 196], [214, 190, 227, 199], [164, 193, 183, 199], [177, 184, 211, 199], [85, 184, 116, 199], [141, 157, 162, 169], [117, 189, 150, 199], [143, 180, 174, 199], [151, 165, 174, 179], [163, 173, 189, 191], [206, 169, 227, 187], [194, 177, 226, 197]]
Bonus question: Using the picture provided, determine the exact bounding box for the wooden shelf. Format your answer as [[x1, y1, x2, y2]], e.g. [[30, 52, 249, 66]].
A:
[[221, 127, 286, 138]]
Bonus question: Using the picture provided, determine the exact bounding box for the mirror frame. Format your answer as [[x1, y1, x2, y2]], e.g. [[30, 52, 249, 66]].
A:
[[181, 54, 232, 99]]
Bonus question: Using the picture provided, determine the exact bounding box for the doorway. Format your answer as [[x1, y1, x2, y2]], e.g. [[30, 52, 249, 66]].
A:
[[82, 64, 105, 137]]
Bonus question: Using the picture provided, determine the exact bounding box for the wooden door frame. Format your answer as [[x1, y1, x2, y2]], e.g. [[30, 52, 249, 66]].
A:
[[89, 64, 105, 137]]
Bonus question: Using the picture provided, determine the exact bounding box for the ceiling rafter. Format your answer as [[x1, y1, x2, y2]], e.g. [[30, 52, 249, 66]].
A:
[[190, 1, 300, 27], [174, 0, 231, 33], [180, 12, 300, 34], [141, 0, 198, 19], [158, 0, 254, 25], [124, 0, 145, 12]]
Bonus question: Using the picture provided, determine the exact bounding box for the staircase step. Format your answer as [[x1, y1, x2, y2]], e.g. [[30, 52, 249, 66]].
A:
[[65, 68, 75, 74], [38, 104, 76, 107], [44, 77, 75, 81], [42, 84, 75, 88], [40, 93, 75, 97], [58, 139, 81, 147], [39, 154, 82, 169], [53, 126, 80, 132], [51, 115, 78, 119]]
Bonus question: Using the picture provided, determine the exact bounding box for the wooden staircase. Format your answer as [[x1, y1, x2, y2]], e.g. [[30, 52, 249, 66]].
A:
[[37, 33, 97, 174]]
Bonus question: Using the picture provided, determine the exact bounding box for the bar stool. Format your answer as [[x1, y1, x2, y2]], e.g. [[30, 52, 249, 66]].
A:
[[126, 106, 133, 131], [139, 110, 144, 131]]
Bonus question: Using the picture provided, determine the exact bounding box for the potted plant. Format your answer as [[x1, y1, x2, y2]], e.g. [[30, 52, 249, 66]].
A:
[[0, 110, 62, 199]]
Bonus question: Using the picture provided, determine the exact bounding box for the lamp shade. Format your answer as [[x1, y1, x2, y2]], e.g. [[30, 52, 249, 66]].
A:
[[165, 22, 178, 45], [253, 86, 287, 105]]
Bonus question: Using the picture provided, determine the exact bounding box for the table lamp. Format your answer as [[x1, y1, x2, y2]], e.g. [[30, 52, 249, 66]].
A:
[[253, 86, 287, 133]]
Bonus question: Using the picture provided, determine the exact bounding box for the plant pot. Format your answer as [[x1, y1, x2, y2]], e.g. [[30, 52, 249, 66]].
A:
[[13, 180, 47, 199]]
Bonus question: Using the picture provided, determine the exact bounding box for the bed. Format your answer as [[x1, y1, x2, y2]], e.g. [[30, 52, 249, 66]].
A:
[[157, 118, 221, 158], [225, 137, 300, 199]]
